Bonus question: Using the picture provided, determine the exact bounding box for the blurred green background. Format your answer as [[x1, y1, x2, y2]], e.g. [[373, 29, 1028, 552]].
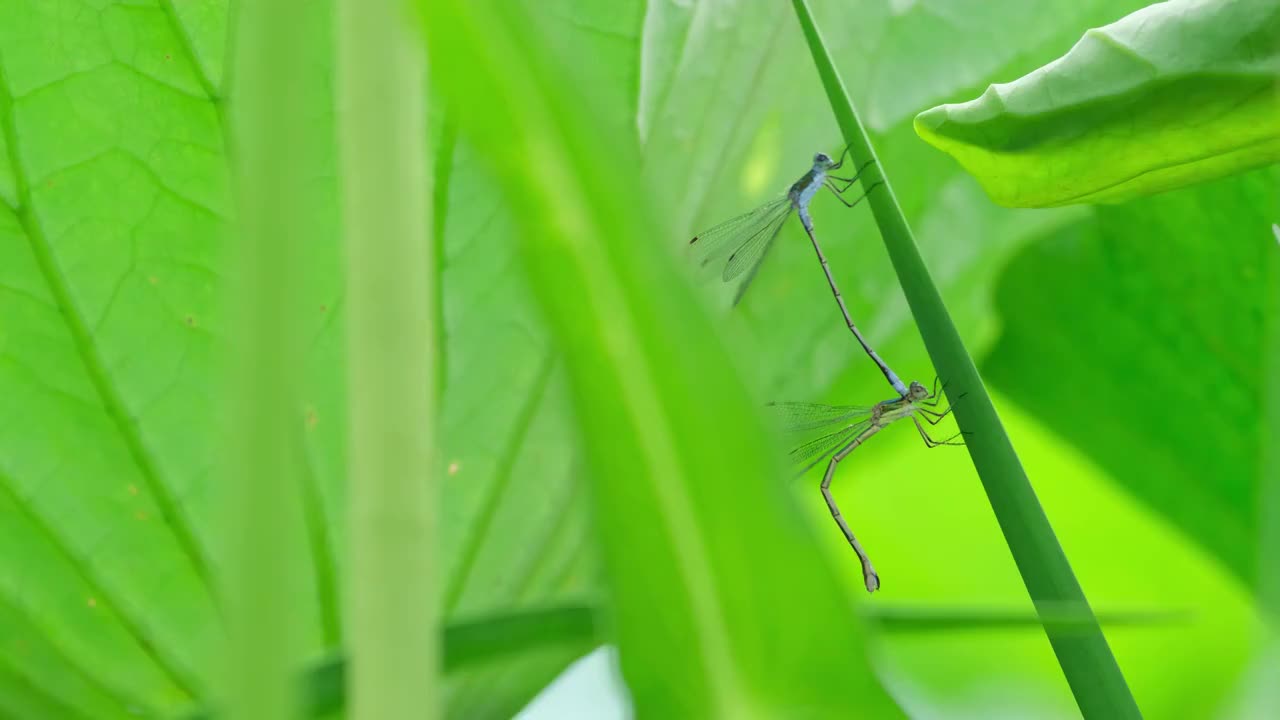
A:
[[0, 0, 1274, 717]]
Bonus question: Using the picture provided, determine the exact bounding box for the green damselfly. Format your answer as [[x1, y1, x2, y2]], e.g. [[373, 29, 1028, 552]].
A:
[[771, 379, 964, 592]]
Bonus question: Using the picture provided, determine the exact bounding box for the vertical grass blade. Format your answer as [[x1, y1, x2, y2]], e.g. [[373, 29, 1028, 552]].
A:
[[421, 1, 903, 716], [336, 0, 438, 717], [790, 1, 1140, 717], [1260, 222, 1280, 714], [1266, 223, 1280, 618], [223, 0, 311, 716]]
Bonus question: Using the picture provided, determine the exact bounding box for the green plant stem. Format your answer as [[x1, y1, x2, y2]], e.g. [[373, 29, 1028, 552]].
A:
[[336, 0, 437, 717], [225, 1, 311, 717], [1260, 223, 1280, 715], [791, 1, 1140, 717]]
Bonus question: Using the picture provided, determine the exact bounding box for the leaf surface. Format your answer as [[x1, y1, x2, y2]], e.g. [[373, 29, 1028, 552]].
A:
[[915, 0, 1280, 207]]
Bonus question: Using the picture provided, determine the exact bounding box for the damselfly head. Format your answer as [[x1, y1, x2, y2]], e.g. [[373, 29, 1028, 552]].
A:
[[813, 152, 834, 169], [906, 381, 930, 401]]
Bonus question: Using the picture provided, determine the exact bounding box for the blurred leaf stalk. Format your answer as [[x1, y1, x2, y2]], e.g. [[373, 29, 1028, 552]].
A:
[[222, 0, 437, 717]]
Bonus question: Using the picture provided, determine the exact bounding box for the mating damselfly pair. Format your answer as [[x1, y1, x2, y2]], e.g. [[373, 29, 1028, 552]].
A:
[[689, 145, 965, 592]]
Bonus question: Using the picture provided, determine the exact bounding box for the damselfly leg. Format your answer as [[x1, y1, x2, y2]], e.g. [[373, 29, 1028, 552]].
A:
[[825, 180, 882, 208], [917, 405, 954, 423], [827, 157, 875, 187], [828, 141, 855, 171], [913, 418, 967, 448], [913, 383, 968, 445]]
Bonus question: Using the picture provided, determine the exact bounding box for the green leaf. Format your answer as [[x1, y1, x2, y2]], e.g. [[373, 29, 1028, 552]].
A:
[[0, 1, 232, 715], [817, 0, 1155, 131], [914, 0, 1280, 207], [422, 0, 905, 716], [0, 2, 590, 718], [984, 167, 1279, 589]]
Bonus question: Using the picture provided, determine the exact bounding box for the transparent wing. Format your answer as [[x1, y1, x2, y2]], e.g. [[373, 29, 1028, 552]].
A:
[[766, 400, 877, 476], [720, 205, 791, 282], [688, 197, 791, 272], [767, 401, 875, 433], [787, 419, 873, 477], [727, 215, 790, 306]]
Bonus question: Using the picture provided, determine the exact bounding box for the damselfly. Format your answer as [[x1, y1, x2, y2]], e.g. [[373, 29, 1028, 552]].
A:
[[770, 379, 964, 592], [690, 147, 907, 397]]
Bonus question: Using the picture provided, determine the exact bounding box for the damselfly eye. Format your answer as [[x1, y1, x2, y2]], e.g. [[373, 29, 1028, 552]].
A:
[[814, 152, 831, 164]]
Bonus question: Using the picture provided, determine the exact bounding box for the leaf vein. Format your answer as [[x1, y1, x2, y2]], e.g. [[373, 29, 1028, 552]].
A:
[[0, 467, 197, 707], [157, 0, 223, 103], [442, 352, 558, 615], [0, 54, 220, 628]]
